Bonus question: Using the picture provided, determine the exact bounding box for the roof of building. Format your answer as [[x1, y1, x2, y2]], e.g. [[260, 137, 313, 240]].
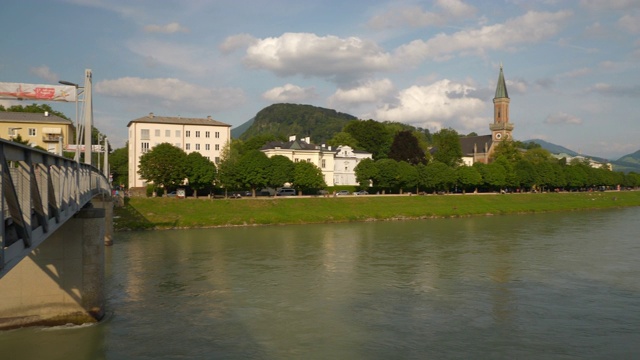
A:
[[0, 111, 72, 124], [495, 65, 509, 99], [127, 113, 231, 127], [459, 135, 493, 155], [261, 139, 325, 151]]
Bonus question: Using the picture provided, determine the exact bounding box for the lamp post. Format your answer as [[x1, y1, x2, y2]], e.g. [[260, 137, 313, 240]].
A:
[[58, 80, 83, 162]]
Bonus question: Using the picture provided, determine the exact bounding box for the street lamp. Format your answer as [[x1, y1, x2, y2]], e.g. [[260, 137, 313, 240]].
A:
[[58, 80, 84, 162]]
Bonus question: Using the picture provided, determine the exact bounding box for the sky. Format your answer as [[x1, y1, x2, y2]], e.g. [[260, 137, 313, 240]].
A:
[[1, 0, 639, 159]]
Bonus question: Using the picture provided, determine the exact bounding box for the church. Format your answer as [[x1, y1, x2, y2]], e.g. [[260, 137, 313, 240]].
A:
[[459, 65, 514, 165]]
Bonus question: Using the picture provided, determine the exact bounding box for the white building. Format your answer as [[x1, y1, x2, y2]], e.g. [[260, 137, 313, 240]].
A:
[[127, 113, 231, 189], [333, 145, 373, 186], [261, 135, 337, 186]]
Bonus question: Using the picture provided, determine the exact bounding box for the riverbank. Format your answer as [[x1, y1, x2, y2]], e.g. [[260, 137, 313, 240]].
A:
[[113, 191, 640, 231]]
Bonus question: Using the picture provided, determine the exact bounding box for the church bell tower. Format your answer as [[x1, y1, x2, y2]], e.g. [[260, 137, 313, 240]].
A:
[[490, 65, 514, 142]]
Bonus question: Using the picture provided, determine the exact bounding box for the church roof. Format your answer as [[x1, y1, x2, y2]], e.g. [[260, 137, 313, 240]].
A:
[[459, 135, 493, 155], [495, 65, 509, 99]]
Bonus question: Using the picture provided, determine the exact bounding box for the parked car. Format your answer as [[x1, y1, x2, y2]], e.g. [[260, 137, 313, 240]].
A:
[[166, 191, 177, 197], [276, 188, 297, 196], [335, 190, 351, 196], [229, 192, 242, 198], [353, 190, 369, 195]]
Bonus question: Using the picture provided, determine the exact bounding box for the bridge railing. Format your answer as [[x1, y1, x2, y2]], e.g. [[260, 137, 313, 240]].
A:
[[0, 139, 111, 278]]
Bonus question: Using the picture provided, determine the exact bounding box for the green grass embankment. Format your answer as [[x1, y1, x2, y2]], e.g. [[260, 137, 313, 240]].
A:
[[113, 191, 640, 231]]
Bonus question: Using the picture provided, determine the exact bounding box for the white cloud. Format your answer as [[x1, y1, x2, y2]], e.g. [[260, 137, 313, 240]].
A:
[[506, 79, 527, 94], [618, 14, 640, 34], [559, 67, 591, 78], [328, 79, 394, 107], [144, 22, 189, 34], [369, 79, 486, 131], [95, 77, 246, 112], [29, 65, 59, 83], [580, 0, 640, 11], [394, 11, 572, 64], [262, 84, 317, 102], [544, 112, 583, 125], [588, 83, 640, 97], [368, 0, 475, 29], [243, 33, 393, 82], [220, 34, 257, 54]]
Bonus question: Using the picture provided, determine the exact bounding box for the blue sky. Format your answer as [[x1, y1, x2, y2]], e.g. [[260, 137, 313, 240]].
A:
[[1, 0, 639, 159]]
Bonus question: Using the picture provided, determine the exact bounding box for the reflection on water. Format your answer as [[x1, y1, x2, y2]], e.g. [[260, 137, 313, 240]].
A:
[[1, 208, 640, 359]]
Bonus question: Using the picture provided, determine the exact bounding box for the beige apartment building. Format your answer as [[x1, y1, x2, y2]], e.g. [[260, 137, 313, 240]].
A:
[[0, 111, 72, 153], [127, 113, 231, 189]]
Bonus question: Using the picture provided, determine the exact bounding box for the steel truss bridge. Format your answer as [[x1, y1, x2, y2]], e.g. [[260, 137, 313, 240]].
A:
[[0, 139, 111, 278]]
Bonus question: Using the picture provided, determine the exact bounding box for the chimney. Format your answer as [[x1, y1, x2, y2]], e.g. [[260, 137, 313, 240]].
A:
[[289, 135, 296, 141], [207, 115, 212, 120], [44, 111, 49, 117], [305, 136, 310, 144], [148, 112, 154, 118]]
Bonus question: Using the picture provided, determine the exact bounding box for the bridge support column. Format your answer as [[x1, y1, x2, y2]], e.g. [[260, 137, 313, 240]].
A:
[[92, 196, 114, 246], [0, 207, 105, 330]]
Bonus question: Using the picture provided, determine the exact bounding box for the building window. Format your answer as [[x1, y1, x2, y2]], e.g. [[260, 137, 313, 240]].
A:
[[215, 132, 220, 139], [141, 142, 150, 153], [175, 130, 181, 137], [155, 129, 160, 137], [307, 158, 311, 162], [141, 129, 150, 140], [205, 144, 210, 150], [196, 131, 200, 138], [321, 159, 326, 168], [195, 144, 200, 150], [165, 130, 171, 137], [8, 128, 19, 136], [206, 156, 210, 160], [186, 144, 190, 150], [215, 144, 219, 151], [215, 157, 220, 164], [28, 128, 36, 136], [205, 131, 210, 138], [186, 131, 191, 137], [295, 159, 299, 163]]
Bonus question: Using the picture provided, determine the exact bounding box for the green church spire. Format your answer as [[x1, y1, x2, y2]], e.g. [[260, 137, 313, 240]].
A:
[[495, 64, 509, 99]]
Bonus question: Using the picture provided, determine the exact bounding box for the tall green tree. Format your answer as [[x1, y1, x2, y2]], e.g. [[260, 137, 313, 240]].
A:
[[217, 140, 242, 193], [138, 143, 188, 195], [397, 161, 419, 193], [326, 131, 359, 149], [373, 159, 400, 193], [388, 130, 426, 165], [354, 158, 378, 188], [293, 161, 326, 195], [110, 146, 129, 188], [268, 155, 295, 190], [456, 165, 482, 193], [432, 128, 463, 168], [421, 161, 456, 192], [185, 152, 216, 198], [235, 150, 271, 195], [344, 119, 392, 160]]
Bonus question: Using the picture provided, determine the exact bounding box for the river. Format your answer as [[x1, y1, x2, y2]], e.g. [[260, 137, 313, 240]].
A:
[[1, 207, 639, 359]]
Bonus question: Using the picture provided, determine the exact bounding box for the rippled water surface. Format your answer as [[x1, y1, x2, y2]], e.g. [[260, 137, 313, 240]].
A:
[[2, 207, 639, 359]]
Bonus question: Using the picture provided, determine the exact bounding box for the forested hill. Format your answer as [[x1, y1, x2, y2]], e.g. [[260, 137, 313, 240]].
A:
[[238, 103, 357, 144]]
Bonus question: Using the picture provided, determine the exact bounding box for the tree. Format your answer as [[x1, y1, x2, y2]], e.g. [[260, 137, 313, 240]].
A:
[[326, 131, 359, 149], [293, 161, 326, 195], [388, 130, 426, 165], [268, 155, 295, 190], [396, 161, 419, 193], [491, 140, 522, 163], [432, 128, 463, 168], [354, 158, 377, 188], [138, 143, 188, 195], [421, 161, 456, 192], [240, 134, 282, 155], [344, 119, 392, 160], [185, 152, 216, 198], [217, 140, 242, 193], [235, 150, 271, 195], [374, 159, 400, 193], [456, 165, 482, 193], [110, 146, 129, 188]]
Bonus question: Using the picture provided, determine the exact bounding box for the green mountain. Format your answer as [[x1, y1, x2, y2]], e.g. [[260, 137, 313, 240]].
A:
[[231, 117, 254, 139], [613, 150, 640, 173], [237, 103, 357, 144], [523, 139, 579, 156]]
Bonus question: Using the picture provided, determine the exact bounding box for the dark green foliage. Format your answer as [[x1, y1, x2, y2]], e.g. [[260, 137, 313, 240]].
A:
[[456, 165, 482, 192], [240, 134, 284, 155], [268, 155, 295, 189], [138, 143, 188, 194], [388, 130, 426, 165], [186, 152, 216, 197], [239, 103, 356, 144], [293, 161, 326, 194], [235, 150, 271, 194], [326, 131, 359, 148], [354, 158, 377, 188], [344, 119, 392, 160], [432, 128, 463, 167], [110, 146, 129, 188], [3, 103, 69, 120]]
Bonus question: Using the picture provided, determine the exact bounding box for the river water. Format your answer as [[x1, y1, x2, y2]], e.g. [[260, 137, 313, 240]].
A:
[[1, 207, 639, 359]]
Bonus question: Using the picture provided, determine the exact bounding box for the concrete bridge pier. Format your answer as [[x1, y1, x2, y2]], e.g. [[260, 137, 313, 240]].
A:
[[0, 206, 106, 330]]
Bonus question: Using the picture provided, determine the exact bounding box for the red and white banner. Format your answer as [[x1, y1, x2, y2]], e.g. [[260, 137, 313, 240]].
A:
[[0, 82, 76, 102]]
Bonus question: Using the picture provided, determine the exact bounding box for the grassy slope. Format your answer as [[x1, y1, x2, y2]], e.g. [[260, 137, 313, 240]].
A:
[[114, 191, 640, 231]]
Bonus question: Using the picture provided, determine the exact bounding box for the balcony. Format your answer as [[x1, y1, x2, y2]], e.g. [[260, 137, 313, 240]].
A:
[[42, 134, 63, 142]]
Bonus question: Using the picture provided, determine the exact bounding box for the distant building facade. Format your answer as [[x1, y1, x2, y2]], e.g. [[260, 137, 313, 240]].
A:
[[0, 111, 72, 154], [127, 113, 231, 189], [333, 145, 373, 186], [459, 65, 514, 165]]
